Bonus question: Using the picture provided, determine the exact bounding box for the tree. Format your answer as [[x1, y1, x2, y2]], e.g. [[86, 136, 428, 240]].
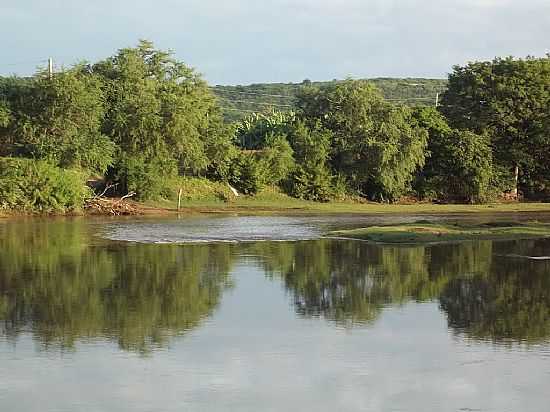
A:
[[0, 68, 114, 173], [0, 100, 11, 157], [93, 40, 235, 198], [413, 107, 498, 202], [0, 77, 30, 156], [296, 80, 428, 201], [285, 120, 333, 201], [257, 132, 295, 185], [441, 56, 550, 197], [429, 130, 497, 203]]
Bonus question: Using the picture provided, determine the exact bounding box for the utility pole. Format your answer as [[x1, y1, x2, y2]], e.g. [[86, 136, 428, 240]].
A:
[[48, 58, 53, 79]]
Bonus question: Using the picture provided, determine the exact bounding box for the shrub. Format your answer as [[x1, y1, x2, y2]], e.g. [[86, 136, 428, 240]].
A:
[[257, 133, 295, 185], [0, 158, 91, 212], [421, 130, 501, 203], [110, 154, 177, 201], [284, 121, 333, 201], [228, 154, 264, 195]]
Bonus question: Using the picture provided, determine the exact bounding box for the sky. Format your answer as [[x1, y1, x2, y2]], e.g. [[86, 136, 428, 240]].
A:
[[2, 265, 549, 412], [1, 0, 549, 85]]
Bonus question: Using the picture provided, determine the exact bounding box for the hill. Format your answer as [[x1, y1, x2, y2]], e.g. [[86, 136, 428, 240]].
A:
[[212, 78, 448, 122]]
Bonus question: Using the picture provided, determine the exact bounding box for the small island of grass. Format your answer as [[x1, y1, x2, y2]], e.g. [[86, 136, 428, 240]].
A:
[[326, 222, 550, 244]]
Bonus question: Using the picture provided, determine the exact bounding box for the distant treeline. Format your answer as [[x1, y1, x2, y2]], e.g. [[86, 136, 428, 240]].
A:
[[0, 40, 549, 212], [213, 78, 448, 123]]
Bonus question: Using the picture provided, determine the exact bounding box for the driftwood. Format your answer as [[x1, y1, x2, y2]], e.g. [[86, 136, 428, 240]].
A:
[[85, 191, 140, 216], [94, 183, 118, 199]]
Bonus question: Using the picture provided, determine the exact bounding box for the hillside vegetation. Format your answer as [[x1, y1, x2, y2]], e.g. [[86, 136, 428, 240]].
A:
[[213, 78, 447, 123]]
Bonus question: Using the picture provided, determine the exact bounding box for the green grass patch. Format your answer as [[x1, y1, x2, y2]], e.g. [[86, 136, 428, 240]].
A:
[[162, 176, 233, 202], [168, 197, 550, 215], [143, 179, 550, 215], [326, 222, 550, 244]]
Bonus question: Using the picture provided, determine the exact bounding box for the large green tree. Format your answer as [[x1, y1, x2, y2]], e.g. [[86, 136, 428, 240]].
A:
[[441, 56, 550, 196], [0, 69, 114, 173], [285, 120, 333, 201], [93, 40, 234, 197], [296, 80, 428, 201], [413, 107, 500, 203]]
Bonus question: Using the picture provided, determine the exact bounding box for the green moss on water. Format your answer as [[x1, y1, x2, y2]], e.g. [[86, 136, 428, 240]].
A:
[[326, 222, 550, 244]]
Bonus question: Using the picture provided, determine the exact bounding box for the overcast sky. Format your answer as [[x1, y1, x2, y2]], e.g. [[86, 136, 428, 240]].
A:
[[1, 0, 549, 84]]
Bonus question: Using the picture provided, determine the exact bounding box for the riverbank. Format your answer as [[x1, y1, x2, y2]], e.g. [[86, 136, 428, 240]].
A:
[[3, 183, 550, 218], [144, 194, 550, 216], [137, 186, 550, 215], [4, 197, 550, 218], [326, 221, 550, 244]]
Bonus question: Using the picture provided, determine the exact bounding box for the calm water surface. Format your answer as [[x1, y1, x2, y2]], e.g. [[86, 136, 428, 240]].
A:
[[1, 215, 550, 412]]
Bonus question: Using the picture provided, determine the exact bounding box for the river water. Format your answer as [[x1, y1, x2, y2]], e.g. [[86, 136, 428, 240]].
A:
[[1, 215, 549, 412]]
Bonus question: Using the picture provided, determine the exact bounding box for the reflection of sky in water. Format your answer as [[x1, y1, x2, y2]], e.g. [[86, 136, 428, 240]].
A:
[[1, 263, 549, 412], [103, 216, 323, 243]]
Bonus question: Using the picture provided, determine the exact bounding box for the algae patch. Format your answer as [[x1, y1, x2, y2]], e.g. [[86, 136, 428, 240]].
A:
[[326, 222, 550, 244]]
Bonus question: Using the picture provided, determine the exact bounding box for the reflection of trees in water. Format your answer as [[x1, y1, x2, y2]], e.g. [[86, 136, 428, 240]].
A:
[[0, 221, 234, 353], [249, 239, 550, 344], [440, 239, 550, 344], [248, 240, 486, 326], [1, 221, 549, 349]]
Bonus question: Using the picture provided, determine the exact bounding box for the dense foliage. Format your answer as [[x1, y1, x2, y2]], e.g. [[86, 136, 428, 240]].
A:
[[413, 107, 501, 203], [0, 70, 114, 172], [0, 42, 548, 211], [0, 157, 90, 212], [93, 40, 235, 195], [296, 80, 428, 201], [441, 56, 550, 197], [285, 121, 333, 201]]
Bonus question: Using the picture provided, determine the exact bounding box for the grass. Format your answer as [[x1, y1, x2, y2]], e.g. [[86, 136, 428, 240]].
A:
[[326, 222, 550, 244], [145, 185, 550, 215], [142, 180, 550, 215]]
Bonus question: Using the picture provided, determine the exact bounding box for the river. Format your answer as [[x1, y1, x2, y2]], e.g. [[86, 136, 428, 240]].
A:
[[1, 215, 549, 411]]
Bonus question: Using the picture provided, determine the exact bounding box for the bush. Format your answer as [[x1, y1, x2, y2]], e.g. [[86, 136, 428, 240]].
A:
[[110, 155, 177, 200], [257, 133, 295, 185], [421, 130, 501, 203], [284, 121, 333, 201], [286, 166, 333, 202], [0, 158, 91, 212], [228, 154, 264, 195]]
